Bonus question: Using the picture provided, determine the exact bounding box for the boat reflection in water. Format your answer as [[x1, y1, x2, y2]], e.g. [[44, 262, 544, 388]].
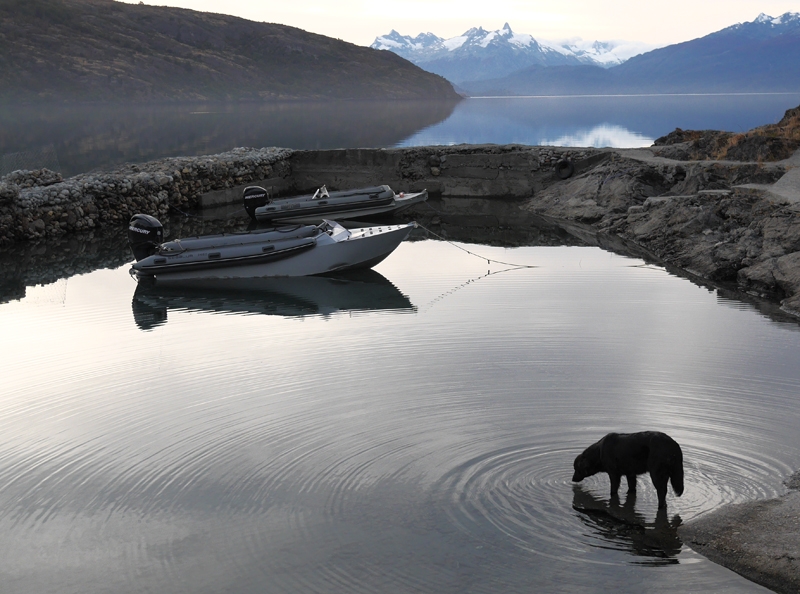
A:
[[131, 269, 415, 330]]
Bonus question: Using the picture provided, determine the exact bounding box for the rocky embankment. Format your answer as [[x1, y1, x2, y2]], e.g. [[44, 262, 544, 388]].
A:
[[0, 147, 291, 244], [0, 144, 593, 246], [523, 147, 800, 314], [3, 106, 800, 318], [653, 105, 800, 162]]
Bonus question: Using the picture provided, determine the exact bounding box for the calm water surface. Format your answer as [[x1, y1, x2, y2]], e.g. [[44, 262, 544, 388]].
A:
[[1, 219, 798, 592], [3, 93, 800, 176], [402, 93, 800, 148]]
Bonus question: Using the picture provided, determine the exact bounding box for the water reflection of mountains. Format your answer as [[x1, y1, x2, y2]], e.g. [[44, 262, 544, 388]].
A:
[[132, 270, 415, 330], [1, 100, 458, 177]]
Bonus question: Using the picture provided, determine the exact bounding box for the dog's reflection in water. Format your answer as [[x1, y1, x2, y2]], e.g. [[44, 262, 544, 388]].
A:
[[572, 484, 683, 565]]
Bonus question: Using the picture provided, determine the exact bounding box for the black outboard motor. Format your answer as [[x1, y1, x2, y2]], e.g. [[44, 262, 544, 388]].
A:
[[243, 186, 270, 221], [128, 214, 164, 261]]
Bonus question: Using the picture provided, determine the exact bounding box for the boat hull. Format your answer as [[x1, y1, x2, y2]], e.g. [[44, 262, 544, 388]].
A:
[[132, 222, 414, 285], [253, 189, 428, 223]]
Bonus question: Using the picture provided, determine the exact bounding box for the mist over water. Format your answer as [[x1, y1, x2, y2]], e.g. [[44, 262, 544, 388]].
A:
[[0, 218, 797, 593], [0, 100, 458, 177]]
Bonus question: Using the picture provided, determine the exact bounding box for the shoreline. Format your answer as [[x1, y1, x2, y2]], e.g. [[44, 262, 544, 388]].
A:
[[2, 143, 800, 316], [679, 475, 800, 594]]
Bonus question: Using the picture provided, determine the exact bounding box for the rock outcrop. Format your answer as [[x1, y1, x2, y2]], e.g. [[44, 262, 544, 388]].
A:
[[522, 150, 800, 314], [679, 474, 800, 594], [654, 105, 800, 162]]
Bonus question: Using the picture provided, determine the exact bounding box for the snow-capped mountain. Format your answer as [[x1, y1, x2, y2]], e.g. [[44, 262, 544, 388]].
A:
[[552, 39, 655, 67], [372, 30, 445, 61], [371, 23, 655, 84], [729, 11, 800, 34], [460, 12, 800, 97]]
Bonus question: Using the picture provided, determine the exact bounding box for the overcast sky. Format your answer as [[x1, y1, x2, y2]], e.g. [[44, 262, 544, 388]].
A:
[[120, 1, 799, 46]]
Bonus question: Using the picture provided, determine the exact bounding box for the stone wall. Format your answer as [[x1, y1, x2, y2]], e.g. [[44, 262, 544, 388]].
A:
[[287, 145, 599, 199], [0, 147, 292, 244], [0, 145, 596, 244]]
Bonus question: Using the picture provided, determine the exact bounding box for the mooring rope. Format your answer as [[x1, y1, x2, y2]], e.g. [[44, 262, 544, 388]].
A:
[[168, 203, 248, 219], [413, 222, 538, 269], [420, 265, 527, 312], [169, 201, 536, 269]]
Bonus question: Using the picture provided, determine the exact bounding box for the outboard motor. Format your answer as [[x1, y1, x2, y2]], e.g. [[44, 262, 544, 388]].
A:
[[128, 214, 164, 261], [243, 186, 270, 221]]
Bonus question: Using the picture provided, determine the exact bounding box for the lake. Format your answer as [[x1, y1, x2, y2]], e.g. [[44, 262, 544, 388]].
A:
[[3, 94, 800, 592], [0, 211, 797, 593], [2, 93, 800, 177]]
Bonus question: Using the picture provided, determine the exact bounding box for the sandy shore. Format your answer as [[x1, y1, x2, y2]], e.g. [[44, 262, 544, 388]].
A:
[[679, 473, 800, 594]]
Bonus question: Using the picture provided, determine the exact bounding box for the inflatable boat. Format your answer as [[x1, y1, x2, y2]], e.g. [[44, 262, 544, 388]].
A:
[[127, 214, 414, 285], [243, 184, 428, 223]]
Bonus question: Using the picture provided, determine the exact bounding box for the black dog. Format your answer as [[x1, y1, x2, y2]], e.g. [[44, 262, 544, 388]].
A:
[[572, 431, 684, 509]]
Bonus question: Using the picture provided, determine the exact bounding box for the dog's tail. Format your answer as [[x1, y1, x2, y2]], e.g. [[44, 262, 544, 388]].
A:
[[670, 458, 684, 497]]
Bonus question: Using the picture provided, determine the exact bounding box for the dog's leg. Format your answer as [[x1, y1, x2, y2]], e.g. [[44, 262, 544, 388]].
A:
[[651, 471, 669, 509], [626, 474, 637, 493], [623, 488, 637, 509], [609, 473, 621, 498]]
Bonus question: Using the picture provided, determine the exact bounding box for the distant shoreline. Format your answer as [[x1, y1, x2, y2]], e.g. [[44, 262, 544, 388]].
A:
[[468, 91, 800, 99]]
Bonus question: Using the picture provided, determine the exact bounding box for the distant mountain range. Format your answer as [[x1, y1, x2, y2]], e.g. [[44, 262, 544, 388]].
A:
[[372, 23, 654, 84], [0, 0, 459, 104], [373, 13, 800, 95]]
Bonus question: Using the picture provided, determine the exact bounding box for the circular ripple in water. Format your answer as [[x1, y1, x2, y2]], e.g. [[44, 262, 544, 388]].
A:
[[431, 436, 790, 567]]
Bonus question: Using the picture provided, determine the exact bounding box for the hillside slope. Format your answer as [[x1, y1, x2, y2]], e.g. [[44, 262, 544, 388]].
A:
[[0, 0, 460, 103]]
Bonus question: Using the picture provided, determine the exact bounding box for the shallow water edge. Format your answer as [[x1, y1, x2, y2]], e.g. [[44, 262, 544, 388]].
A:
[[680, 486, 800, 594]]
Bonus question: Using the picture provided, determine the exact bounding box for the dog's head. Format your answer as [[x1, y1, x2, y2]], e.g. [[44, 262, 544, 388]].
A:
[[572, 439, 603, 482], [572, 453, 591, 482]]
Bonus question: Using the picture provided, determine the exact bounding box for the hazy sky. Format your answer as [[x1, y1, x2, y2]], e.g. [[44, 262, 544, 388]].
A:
[[120, 1, 798, 46]]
